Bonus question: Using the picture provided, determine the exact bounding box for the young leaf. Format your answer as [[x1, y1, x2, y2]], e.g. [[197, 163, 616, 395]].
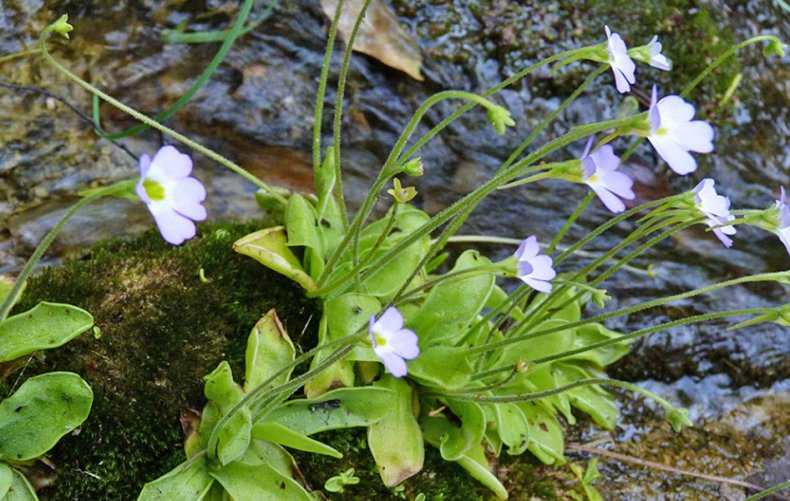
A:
[[244, 309, 296, 393], [0, 302, 93, 362], [137, 456, 214, 501], [367, 376, 424, 487], [0, 372, 92, 462], [251, 422, 342, 458], [203, 362, 244, 411]]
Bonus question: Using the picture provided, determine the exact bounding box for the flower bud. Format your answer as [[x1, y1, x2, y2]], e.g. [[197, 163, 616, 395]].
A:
[[401, 157, 424, 177], [387, 178, 417, 203], [50, 14, 74, 39], [486, 105, 515, 135]]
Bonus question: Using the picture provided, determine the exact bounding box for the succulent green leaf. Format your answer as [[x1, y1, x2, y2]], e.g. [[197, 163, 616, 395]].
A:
[[0, 372, 92, 462], [305, 294, 380, 397], [251, 422, 342, 458], [233, 227, 317, 291], [208, 460, 312, 501], [211, 406, 252, 466], [285, 194, 325, 277], [567, 323, 630, 367], [491, 403, 529, 455], [407, 250, 495, 346], [137, 456, 214, 501], [518, 401, 565, 464], [0, 463, 12, 499], [367, 376, 424, 487], [407, 346, 473, 389], [455, 442, 509, 500], [203, 362, 243, 412], [261, 387, 392, 435], [0, 302, 93, 362], [244, 310, 296, 393], [554, 363, 619, 429], [239, 440, 293, 474], [3, 467, 37, 501]]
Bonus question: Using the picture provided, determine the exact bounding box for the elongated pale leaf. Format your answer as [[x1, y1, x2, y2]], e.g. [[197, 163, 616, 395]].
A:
[[251, 422, 341, 458], [407, 250, 495, 346], [4, 468, 37, 501], [260, 387, 391, 435], [244, 310, 295, 393], [233, 227, 317, 292], [367, 376, 424, 487], [137, 456, 214, 501], [0, 462, 12, 498], [0, 372, 92, 462], [455, 443, 509, 500], [492, 403, 529, 455], [518, 401, 564, 465], [0, 302, 93, 362], [209, 460, 312, 501]]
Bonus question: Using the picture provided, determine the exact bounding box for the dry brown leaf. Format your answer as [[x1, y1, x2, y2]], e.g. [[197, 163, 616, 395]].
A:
[[320, 0, 424, 81]]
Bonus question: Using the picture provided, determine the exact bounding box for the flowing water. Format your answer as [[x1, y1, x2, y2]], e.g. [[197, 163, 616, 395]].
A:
[[0, 0, 788, 498]]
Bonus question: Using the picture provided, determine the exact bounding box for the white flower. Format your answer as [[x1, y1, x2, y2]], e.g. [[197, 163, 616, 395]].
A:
[[645, 35, 671, 70], [368, 307, 419, 378], [605, 25, 636, 94], [514, 236, 556, 293], [647, 86, 714, 175], [693, 179, 736, 248], [135, 145, 207, 245], [580, 138, 635, 213], [774, 186, 790, 255]]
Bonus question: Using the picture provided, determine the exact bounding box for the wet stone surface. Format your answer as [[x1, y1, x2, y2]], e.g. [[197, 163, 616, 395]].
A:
[[0, 0, 789, 499]]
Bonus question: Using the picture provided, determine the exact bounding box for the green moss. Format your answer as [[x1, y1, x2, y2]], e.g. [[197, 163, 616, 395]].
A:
[[8, 222, 318, 499]]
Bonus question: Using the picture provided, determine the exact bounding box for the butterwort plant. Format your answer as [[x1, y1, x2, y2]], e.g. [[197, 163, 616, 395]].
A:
[[29, 6, 790, 500]]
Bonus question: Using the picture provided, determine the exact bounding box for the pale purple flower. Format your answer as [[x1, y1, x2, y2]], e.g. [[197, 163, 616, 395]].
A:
[[647, 86, 714, 175], [368, 307, 419, 378], [580, 138, 635, 213], [644, 35, 671, 70], [693, 178, 736, 248], [605, 25, 636, 93], [514, 236, 556, 293], [773, 186, 790, 255], [136, 145, 207, 245]]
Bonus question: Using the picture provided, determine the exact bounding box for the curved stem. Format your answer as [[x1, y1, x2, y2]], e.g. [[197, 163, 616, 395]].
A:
[[331, 0, 373, 231], [39, 20, 287, 205], [0, 49, 41, 65], [92, 0, 256, 139], [0, 182, 133, 320], [313, 0, 345, 174], [548, 192, 595, 254]]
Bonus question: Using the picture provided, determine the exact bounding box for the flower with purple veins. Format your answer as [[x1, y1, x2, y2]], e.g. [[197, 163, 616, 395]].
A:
[[605, 25, 636, 94], [773, 186, 790, 255], [693, 178, 736, 248], [514, 235, 556, 293], [580, 137, 635, 214], [646, 85, 714, 175], [368, 307, 419, 378], [136, 145, 207, 245]]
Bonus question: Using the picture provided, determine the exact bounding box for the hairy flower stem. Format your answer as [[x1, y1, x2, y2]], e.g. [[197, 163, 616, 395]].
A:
[[466, 272, 787, 359], [331, 0, 373, 231], [0, 182, 134, 320], [313, 0, 345, 175], [39, 20, 288, 205]]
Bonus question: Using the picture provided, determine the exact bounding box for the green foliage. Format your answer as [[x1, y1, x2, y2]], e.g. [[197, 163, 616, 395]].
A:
[[0, 303, 93, 363]]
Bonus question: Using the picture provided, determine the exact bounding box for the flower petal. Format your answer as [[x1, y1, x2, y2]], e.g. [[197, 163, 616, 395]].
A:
[[657, 96, 696, 127], [149, 145, 193, 181], [648, 135, 698, 174], [590, 184, 626, 213], [391, 328, 419, 359], [524, 277, 552, 293], [167, 177, 208, 221], [526, 255, 556, 280], [515, 235, 540, 260], [671, 120, 714, 153], [147, 201, 197, 245], [377, 306, 405, 333], [377, 350, 408, 378]]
